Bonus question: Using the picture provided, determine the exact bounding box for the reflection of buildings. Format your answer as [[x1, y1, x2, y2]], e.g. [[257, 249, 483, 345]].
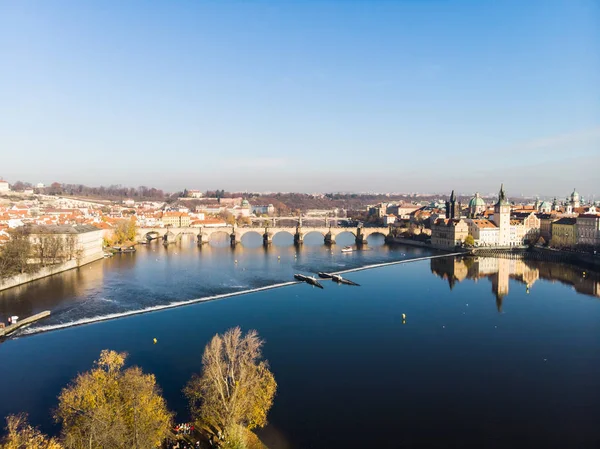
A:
[[431, 256, 600, 311]]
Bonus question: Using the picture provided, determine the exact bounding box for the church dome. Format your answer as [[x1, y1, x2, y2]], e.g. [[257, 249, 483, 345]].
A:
[[571, 189, 580, 201], [241, 199, 250, 207], [468, 193, 485, 208]]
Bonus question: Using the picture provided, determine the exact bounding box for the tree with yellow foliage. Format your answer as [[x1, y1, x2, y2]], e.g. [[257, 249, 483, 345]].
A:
[[184, 327, 276, 446], [55, 350, 172, 449], [1, 414, 63, 449], [112, 218, 137, 245]]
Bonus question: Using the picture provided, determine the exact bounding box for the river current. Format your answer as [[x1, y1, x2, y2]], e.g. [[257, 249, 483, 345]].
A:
[[0, 233, 598, 448]]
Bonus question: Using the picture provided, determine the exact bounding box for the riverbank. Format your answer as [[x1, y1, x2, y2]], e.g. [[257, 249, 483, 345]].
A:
[[0, 252, 106, 292], [471, 246, 600, 271]]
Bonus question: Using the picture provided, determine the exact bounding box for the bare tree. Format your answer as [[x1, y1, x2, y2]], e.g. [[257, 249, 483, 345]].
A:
[[184, 327, 276, 444]]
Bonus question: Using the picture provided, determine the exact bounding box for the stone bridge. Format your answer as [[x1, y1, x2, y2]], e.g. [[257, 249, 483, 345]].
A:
[[137, 225, 393, 246]]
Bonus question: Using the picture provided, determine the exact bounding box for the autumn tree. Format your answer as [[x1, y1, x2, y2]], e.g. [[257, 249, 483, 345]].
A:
[[55, 350, 172, 449], [0, 413, 63, 449], [219, 211, 236, 226], [237, 216, 252, 226], [464, 235, 475, 247], [184, 327, 276, 446], [112, 218, 137, 244], [0, 227, 32, 277]]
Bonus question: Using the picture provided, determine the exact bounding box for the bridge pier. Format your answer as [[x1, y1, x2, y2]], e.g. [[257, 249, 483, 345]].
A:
[[163, 231, 177, 245], [355, 227, 368, 245], [197, 233, 209, 245], [294, 232, 304, 245], [230, 232, 239, 247], [263, 231, 273, 245], [324, 231, 336, 245]]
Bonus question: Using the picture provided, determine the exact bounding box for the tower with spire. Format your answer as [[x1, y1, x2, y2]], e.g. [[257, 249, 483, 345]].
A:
[[445, 190, 461, 219], [492, 184, 511, 246]]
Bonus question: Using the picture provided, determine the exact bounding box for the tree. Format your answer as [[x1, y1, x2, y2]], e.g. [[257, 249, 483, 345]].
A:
[[112, 218, 137, 244], [464, 235, 475, 247], [0, 227, 32, 277], [1, 413, 63, 449], [220, 211, 236, 226], [55, 350, 173, 449], [184, 327, 276, 445], [237, 216, 252, 226]]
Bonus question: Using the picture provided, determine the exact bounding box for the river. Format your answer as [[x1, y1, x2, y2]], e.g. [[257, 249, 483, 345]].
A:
[[0, 233, 599, 448]]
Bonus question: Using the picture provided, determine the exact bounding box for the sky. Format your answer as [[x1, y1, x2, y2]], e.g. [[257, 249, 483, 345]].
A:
[[1, 0, 599, 198]]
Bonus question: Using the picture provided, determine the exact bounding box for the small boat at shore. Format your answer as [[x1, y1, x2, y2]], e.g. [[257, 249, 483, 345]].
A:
[[112, 245, 136, 253], [341, 246, 353, 253], [318, 272, 360, 286], [294, 274, 324, 289]]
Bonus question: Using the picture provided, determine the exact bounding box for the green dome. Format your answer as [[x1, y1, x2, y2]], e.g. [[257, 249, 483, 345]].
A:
[[241, 199, 249, 206], [571, 189, 580, 201], [468, 193, 485, 208]]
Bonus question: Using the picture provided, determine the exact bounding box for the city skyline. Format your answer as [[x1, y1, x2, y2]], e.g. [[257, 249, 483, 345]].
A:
[[1, 1, 599, 194]]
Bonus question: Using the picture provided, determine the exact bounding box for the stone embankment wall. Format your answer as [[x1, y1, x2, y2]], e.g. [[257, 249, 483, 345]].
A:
[[389, 237, 460, 253], [0, 254, 103, 292], [472, 246, 600, 269]]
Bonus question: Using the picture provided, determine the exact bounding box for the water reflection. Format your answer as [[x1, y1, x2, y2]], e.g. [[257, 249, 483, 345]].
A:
[[0, 233, 417, 327], [431, 256, 600, 311]]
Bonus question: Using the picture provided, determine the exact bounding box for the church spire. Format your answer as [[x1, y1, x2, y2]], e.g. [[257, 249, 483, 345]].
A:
[[496, 183, 508, 206]]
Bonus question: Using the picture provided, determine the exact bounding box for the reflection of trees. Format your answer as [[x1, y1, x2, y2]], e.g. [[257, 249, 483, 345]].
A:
[[0, 259, 105, 322], [431, 256, 600, 310]]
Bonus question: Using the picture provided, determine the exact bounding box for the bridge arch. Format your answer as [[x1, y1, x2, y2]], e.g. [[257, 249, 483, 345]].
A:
[[239, 230, 264, 246], [208, 230, 231, 247], [145, 231, 160, 240]]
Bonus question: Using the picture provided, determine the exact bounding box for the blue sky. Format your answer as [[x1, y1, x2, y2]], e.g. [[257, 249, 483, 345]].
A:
[[1, 0, 599, 197]]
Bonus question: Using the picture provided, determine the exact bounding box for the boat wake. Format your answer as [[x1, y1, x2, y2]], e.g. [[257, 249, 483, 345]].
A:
[[16, 253, 461, 337]]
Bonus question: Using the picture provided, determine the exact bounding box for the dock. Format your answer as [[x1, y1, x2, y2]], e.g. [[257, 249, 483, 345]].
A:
[[0, 311, 51, 338]]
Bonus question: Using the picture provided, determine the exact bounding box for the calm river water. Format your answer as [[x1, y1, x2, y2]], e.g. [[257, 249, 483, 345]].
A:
[[0, 233, 599, 448]]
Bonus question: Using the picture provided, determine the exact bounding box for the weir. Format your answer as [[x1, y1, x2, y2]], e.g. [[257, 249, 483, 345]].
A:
[[15, 253, 462, 337]]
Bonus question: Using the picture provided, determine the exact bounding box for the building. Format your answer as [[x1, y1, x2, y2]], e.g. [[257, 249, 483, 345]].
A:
[[445, 190, 461, 219], [0, 180, 9, 192], [251, 204, 275, 216], [538, 200, 552, 213], [467, 219, 499, 247], [26, 224, 104, 265], [188, 190, 203, 198], [565, 188, 581, 214], [431, 218, 469, 248], [162, 212, 191, 227], [538, 213, 558, 241], [576, 214, 600, 247], [467, 192, 486, 217], [492, 184, 511, 246], [551, 217, 577, 247], [383, 214, 397, 226]]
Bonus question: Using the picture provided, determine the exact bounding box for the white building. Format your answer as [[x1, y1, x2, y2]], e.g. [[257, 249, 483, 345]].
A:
[[0, 180, 10, 192], [26, 224, 104, 265], [464, 185, 538, 247], [576, 214, 600, 247]]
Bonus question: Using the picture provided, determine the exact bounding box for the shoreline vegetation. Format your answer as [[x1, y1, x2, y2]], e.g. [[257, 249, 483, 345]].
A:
[[0, 328, 275, 449]]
